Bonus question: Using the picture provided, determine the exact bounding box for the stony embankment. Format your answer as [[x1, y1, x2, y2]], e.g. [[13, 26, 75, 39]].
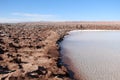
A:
[[0, 26, 72, 80]]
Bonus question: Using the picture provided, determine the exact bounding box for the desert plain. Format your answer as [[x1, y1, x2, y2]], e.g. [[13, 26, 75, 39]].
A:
[[1, 22, 120, 80]]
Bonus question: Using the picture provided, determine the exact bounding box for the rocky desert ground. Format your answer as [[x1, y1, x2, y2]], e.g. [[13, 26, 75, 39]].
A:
[[1, 22, 120, 80]]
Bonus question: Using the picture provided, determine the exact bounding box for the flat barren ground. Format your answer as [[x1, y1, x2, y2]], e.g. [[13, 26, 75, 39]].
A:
[[0, 22, 120, 80]]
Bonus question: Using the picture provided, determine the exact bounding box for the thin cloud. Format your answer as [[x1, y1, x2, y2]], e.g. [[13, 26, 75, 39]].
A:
[[0, 17, 57, 23], [12, 12, 55, 18], [0, 18, 21, 23], [0, 12, 61, 23]]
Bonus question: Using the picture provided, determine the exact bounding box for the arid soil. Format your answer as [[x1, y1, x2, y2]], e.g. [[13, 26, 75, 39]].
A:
[[0, 26, 71, 80], [0, 22, 120, 80]]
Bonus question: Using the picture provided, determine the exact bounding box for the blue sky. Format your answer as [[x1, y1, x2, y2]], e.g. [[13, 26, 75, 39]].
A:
[[0, 0, 120, 22]]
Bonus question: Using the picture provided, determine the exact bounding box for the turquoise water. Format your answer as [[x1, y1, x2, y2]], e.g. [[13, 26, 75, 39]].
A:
[[61, 30, 120, 80]]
